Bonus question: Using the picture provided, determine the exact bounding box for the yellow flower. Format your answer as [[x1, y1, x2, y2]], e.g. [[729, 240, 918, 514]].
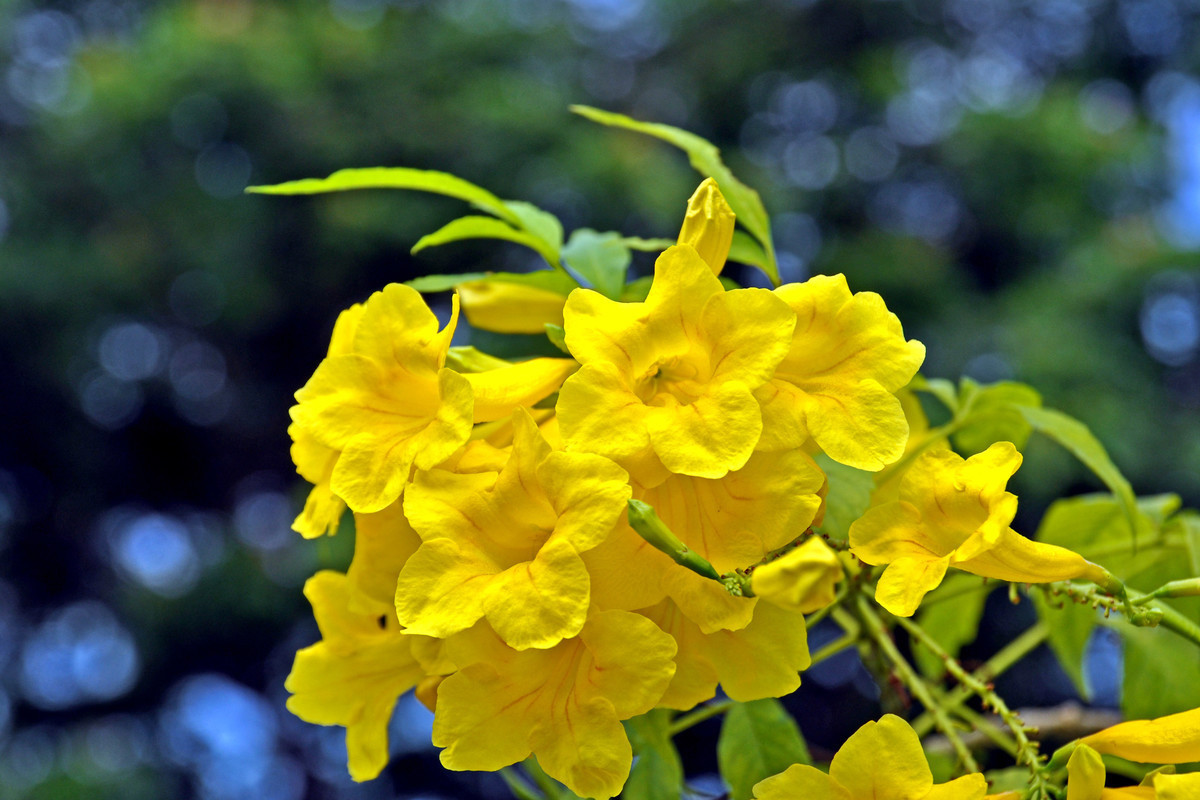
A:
[[849, 442, 1108, 616], [752, 714, 987, 800], [583, 449, 826, 633], [395, 409, 631, 649], [642, 597, 810, 711], [751, 537, 844, 614], [458, 279, 566, 334], [1079, 706, 1200, 764], [558, 243, 796, 483], [677, 178, 735, 275], [755, 274, 926, 471], [432, 611, 676, 800], [290, 284, 473, 513], [285, 571, 426, 782]]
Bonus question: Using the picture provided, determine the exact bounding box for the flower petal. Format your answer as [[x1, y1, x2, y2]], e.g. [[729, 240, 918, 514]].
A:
[[828, 715, 933, 800], [753, 764, 849, 800], [465, 358, 578, 423], [874, 555, 951, 618], [1081, 706, 1200, 764], [645, 382, 762, 478]]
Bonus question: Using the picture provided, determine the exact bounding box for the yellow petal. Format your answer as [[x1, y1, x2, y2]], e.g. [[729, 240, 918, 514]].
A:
[[289, 422, 346, 538], [394, 537, 493, 638], [284, 572, 424, 783], [753, 537, 844, 614], [352, 283, 457, 368], [753, 764, 849, 800], [924, 774, 988, 800], [677, 178, 735, 275], [828, 715, 934, 800], [955, 527, 1106, 585], [459, 280, 566, 334], [346, 501, 422, 615], [558, 362, 652, 460], [645, 381, 762, 478], [529, 697, 632, 800], [1067, 744, 1106, 800], [465, 358, 578, 423], [1152, 773, 1200, 799], [482, 537, 590, 649], [665, 567, 757, 633], [875, 555, 951, 618], [1081, 706, 1200, 764]]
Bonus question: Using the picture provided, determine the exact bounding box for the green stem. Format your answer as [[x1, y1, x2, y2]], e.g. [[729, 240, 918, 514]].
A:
[[500, 767, 544, 800], [669, 699, 734, 735], [855, 596, 981, 774], [1045, 582, 1200, 647], [892, 614, 1054, 799], [809, 630, 859, 668], [910, 622, 1050, 738]]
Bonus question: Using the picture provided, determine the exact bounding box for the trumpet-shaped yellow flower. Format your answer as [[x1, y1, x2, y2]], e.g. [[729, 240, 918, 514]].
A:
[[285, 571, 427, 782], [432, 611, 677, 800], [290, 285, 474, 513], [289, 303, 364, 537], [752, 714, 987, 800], [677, 178, 735, 275], [1080, 706, 1200, 764], [642, 598, 811, 710], [558, 243, 795, 483], [752, 537, 844, 614], [849, 442, 1108, 616], [458, 279, 566, 334], [396, 410, 630, 649], [583, 449, 826, 633], [755, 274, 925, 471]]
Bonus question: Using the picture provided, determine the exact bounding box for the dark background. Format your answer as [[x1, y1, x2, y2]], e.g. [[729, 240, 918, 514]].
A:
[[1, 0, 1199, 797]]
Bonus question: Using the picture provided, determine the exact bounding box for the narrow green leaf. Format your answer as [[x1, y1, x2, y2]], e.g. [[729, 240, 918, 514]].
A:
[[623, 710, 684, 800], [246, 166, 523, 227], [717, 699, 810, 800], [1118, 607, 1200, 719], [814, 453, 875, 541], [544, 323, 570, 355], [727, 230, 770, 272], [1175, 511, 1200, 577], [952, 380, 1042, 455], [1017, 405, 1139, 540], [571, 104, 779, 286], [412, 216, 561, 267], [504, 200, 565, 255], [561, 229, 631, 299], [620, 236, 675, 252], [405, 269, 578, 295]]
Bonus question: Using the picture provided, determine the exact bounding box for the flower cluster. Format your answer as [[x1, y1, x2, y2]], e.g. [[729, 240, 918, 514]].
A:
[[282, 179, 927, 798]]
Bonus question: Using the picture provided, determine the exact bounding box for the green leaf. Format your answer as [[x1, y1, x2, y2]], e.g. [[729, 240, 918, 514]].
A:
[[571, 104, 779, 286], [623, 710, 684, 800], [621, 275, 654, 302], [912, 574, 990, 679], [544, 323, 570, 355], [1118, 604, 1200, 720], [620, 236, 675, 252], [1032, 587, 1099, 698], [1176, 511, 1200, 577], [246, 166, 523, 227], [727, 230, 770, 272], [504, 200, 565, 255], [1017, 405, 1139, 542], [1035, 493, 1180, 578], [717, 699, 810, 800], [953, 380, 1042, 455], [412, 215, 561, 267], [561, 229, 631, 299], [814, 453, 875, 542], [910, 375, 959, 415], [405, 269, 577, 295]]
